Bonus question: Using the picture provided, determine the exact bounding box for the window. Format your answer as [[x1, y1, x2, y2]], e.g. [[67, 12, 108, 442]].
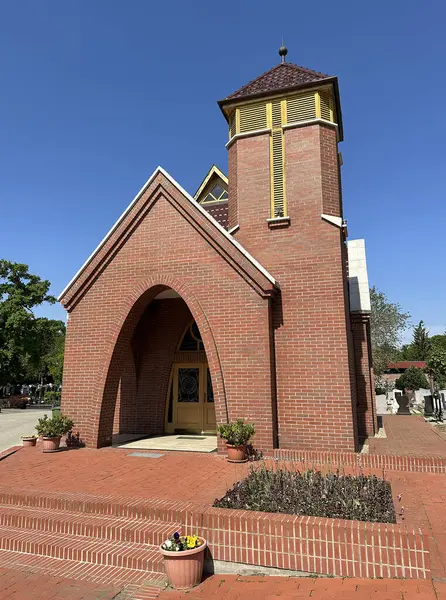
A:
[[179, 321, 204, 351], [201, 183, 228, 204]]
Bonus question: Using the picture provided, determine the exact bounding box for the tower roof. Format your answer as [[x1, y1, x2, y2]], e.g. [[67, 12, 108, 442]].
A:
[[221, 62, 334, 104]]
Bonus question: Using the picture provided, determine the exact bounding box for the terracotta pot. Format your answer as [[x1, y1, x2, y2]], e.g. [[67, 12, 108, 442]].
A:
[[42, 436, 61, 453], [226, 444, 247, 463], [22, 438, 37, 447], [160, 538, 207, 589]]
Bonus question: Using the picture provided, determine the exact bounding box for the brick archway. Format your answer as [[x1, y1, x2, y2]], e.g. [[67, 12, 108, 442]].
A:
[[94, 276, 228, 447]]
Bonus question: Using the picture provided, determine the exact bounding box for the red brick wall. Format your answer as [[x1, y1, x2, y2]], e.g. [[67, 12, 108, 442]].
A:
[[351, 313, 377, 440], [61, 174, 276, 451], [228, 123, 357, 451]]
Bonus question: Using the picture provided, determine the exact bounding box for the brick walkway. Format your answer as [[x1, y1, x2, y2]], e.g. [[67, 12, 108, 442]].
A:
[[369, 415, 446, 456], [0, 565, 122, 599], [161, 575, 446, 599], [0, 415, 444, 599]]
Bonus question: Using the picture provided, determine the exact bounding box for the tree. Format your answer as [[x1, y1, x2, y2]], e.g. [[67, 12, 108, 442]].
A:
[[42, 323, 65, 384], [0, 260, 57, 386], [395, 366, 430, 392], [430, 333, 446, 353], [426, 348, 446, 391], [401, 321, 431, 360], [25, 318, 66, 385], [370, 287, 410, 381]]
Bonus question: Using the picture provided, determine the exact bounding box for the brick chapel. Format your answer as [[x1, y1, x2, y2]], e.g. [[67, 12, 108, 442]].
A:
[[59, 47, 377, 452]]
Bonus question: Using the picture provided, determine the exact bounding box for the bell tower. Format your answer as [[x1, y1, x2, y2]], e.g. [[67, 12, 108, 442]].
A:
[[218, 49, 361, 451], [218, 45, 343, 246]]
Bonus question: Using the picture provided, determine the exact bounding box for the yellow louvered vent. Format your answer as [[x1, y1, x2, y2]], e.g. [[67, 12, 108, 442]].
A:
[[229, 111, 237, 138], [286, 92, 316, 123], [271, 100, 281, 127], [319, 90, 331, 121], [239, 102, 267, 133], [271, 129, 285, 217]]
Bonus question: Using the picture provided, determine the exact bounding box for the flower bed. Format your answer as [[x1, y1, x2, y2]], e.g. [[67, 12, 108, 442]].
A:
[[214, 466, 396, 523]]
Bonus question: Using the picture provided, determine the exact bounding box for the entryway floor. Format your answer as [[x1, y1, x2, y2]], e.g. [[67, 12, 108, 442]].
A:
[[113, 433, 218, 453]]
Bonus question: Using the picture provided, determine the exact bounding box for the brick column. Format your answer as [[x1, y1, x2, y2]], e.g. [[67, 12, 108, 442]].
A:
[[351, 312, 377, 440]]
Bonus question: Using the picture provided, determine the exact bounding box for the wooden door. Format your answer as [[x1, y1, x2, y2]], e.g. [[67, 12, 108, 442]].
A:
[[171, 363, 216, 433]]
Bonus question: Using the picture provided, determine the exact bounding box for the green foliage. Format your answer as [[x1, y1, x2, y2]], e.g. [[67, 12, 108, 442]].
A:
[[217, 418, 255, 446], [395, 366, 430, 391], [401, 321, 431, 360], [431, 334, 446, 353], [0, 260, 64, 386], [35, 414, 74, 438], [26, 318, 66, 384], [426, 348, 446, 391], [369, 287, 409, 380], [214, 466, 396, 524], [44, 391, 61, 407]]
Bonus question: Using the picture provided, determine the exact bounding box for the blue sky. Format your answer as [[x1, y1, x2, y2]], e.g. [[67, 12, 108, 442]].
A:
[[1, 1, 445, 343]]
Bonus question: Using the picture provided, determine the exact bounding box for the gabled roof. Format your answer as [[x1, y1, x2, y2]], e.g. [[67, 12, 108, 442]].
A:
[[219, 63, 333, 105], [194, 165, 228, 201], [58, 167, 278, 305]]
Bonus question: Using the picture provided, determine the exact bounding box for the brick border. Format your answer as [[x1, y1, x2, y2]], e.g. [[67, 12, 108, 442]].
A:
[[273, 449, 446, 473], [0, 485, 430, 580], [0, 446, 22, 461]]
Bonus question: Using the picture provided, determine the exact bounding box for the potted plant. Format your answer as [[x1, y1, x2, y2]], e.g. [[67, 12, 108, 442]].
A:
[[217, 418, 255, 463], [21, 434, 37, 447], [35, 414, 74, 453], [160, 532, 206, 589]]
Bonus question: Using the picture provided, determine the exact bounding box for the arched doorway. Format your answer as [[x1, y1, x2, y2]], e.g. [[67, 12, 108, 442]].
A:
[[165, 320, 216, 434], [105, 285, 220, 444]]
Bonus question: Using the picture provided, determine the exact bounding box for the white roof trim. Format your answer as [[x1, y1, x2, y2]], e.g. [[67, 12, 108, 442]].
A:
[[321, 214, 343, 228], [58, 166, 277, 301]]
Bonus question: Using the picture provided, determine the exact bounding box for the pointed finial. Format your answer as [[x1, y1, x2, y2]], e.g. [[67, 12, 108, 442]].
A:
[[279, 40, 288, 63]]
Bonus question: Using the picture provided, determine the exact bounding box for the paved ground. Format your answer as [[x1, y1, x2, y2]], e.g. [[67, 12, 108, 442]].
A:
[[161, 575, 446, 599], [0, 408, 49, 452], [369, 415, 446, 455], [114, 433, 218, 453], [0, 415, 445, 599], [0, 565, 122, 600]]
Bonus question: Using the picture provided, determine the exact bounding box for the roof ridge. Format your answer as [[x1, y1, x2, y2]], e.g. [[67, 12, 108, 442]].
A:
[[223, 63, 283, 100]]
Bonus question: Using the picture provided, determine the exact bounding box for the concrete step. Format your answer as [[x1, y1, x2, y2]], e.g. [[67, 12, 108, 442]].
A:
[[0, 503, 179, 546], [0, 523, 166, 573]]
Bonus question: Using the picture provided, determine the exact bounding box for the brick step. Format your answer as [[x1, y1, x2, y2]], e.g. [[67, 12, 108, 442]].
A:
[[0, 523, 166, 573], [0, 503, 179, 546], [0, 547, 165, 595], [0, 486, 201, 525]]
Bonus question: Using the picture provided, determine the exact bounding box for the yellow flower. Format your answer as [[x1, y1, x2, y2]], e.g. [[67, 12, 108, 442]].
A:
[[186, 535, 200, 549]]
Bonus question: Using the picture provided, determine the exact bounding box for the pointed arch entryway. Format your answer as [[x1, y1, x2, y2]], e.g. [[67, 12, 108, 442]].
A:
[[95, 276, 227, 448]]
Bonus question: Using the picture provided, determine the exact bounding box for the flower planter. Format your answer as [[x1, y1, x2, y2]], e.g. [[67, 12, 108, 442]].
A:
[[226, 443, 247, 463], [22, 438, 37, 447], [42, 436, 61, 453], [160, 538, 207, 589]]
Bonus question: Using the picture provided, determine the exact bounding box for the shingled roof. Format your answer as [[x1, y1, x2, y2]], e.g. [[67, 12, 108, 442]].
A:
[[221, 63, 333, 103]]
